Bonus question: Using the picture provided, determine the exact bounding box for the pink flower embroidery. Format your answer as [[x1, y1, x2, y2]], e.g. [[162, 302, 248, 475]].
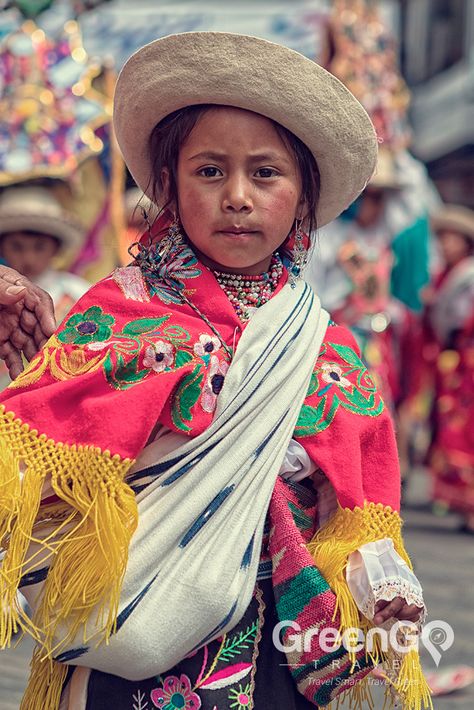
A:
[[201, 355, 229, 413], [194, 333, 221, 358], [143, 340, 174, 373], [320, 362, 351, 389], [151, 674, 201, 709]]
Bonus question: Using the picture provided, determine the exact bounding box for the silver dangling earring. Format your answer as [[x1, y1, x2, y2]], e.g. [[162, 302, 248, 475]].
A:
[[289, 218, 308, 288]]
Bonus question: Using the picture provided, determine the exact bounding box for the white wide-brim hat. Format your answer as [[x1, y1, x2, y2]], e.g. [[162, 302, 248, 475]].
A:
[[432, 204, 474, 243], [113, 32, 378, 228], [0, 186, 85, 256]]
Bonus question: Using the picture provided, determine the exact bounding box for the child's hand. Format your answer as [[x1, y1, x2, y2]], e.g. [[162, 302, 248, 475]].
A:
[[373, 596, 423, 625]]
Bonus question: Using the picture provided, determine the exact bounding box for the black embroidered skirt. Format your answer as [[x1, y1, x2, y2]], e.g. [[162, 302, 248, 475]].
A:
[[83, 578, 316, 710]]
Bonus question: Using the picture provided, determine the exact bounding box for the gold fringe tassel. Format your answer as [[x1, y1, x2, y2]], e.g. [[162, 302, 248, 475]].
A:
[[307, 502, 433, 710], [394, 649, 433, 710], [0, 405, 138, 708], [20, 651, 68, 710]]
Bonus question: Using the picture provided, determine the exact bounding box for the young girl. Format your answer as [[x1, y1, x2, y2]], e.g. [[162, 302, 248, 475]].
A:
[[0, 33, 430, 710]]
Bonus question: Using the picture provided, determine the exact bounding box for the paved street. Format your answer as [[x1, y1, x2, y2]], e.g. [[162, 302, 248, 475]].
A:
[[0, 470, 473, 710]]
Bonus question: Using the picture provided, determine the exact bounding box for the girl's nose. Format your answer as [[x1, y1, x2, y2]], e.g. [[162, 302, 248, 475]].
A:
[[222, 175, 253, 213]]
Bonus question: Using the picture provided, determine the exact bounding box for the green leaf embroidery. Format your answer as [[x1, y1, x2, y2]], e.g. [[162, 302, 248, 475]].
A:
[[172, 366, 204, 432], [295, 400, 325, 431], [175, 350, 194, 368], [105, 353, 149, 390], [219, 622, 258, 662], [121, 316, 169, 335], [307, 372, 318, 396], [342, 399, 384, 417], [341, 385, 376, 409], [330, 343, 364, 368], [163, 325, 192, 342], [295, 396, 339, 437], [103, 351, 113, 381]]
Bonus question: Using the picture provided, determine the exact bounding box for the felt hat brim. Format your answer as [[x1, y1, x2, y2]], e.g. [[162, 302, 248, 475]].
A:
[[432, 204, 474, 242], [113, 32, 378, 228]]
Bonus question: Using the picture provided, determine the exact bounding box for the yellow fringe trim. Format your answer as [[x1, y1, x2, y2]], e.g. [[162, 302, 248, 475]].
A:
[[0, 405, 138, 708], [307, 502, 433, 710], [20, 652, 68, 710]]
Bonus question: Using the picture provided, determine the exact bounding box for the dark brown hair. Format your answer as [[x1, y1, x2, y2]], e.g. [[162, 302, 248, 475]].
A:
[[148, 104, 321, 238]]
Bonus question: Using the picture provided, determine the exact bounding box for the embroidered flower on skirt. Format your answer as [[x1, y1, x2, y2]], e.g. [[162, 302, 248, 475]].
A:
[[194, 333, 221, 359], [228, 683, 252, 709], [201, 355, 229, 413], [143, 340, 175, 373], [151, 674, 201, 710]]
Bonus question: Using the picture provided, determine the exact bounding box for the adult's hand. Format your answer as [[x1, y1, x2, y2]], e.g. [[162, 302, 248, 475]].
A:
[[0, 265, 56, 380]]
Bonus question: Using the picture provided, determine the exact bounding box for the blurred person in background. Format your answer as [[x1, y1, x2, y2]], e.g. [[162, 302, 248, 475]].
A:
[[419, 205, 474, 532], [0, 186, 89, 388]]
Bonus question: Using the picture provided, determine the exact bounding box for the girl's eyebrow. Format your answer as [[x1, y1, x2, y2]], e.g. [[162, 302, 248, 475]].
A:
[[187, 150, 291, 165], [187, 151, 226, 162]]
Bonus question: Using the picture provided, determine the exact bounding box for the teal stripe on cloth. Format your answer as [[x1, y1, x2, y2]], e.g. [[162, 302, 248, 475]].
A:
[[274, 565, 330, 621]]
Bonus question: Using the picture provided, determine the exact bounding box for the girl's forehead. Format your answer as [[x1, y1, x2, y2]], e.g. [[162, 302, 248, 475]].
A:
[[182, 106, 294, 155]]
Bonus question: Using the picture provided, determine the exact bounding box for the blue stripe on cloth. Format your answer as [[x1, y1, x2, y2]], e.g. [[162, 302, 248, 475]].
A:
[[115, 573, 159, 633], [241, 533, 254, 569], [159, 440, 220, 487], [257, 560, 273, 580], [129, 482, 150, 495], [54, 646, 89, 663], [179, 485, 235, 548], [19, 566, 49, 588], [54, 574, 160, 663], [254, 409, 289, 458], [212, 285, 313, 426], [241, 284, 312, 388]]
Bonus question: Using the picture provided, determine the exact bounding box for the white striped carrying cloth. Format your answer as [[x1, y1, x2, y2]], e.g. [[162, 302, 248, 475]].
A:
[[53, 281, 329, 679]]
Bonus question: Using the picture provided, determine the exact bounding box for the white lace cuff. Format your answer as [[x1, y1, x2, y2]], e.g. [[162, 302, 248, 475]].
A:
[[346, 537, 426, 622]]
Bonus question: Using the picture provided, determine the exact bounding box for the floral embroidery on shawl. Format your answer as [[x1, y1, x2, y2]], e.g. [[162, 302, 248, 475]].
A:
[[295, 340, 384, 437]]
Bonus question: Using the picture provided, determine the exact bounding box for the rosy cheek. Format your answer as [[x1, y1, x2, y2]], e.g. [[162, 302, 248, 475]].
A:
[[263, 186, 300, 216]]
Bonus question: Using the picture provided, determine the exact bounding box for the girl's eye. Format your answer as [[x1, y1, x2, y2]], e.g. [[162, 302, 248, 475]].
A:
[[255, 167, 278, 178], [198, 166, 222, 178]]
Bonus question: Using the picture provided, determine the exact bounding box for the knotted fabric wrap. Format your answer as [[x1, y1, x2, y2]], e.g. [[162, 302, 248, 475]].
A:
[[54, 282, 327, 678]]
